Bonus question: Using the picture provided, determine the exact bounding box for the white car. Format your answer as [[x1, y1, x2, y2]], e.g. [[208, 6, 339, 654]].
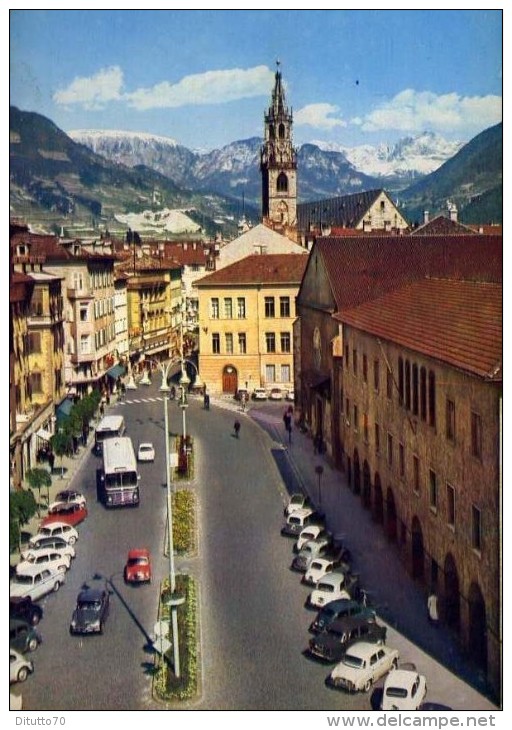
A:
[[309, 571, 352, 609], [29, 522, 78, 546], [22, 536, 75, 561], [48, 490, 86, 512], [137, 442, 155, 462], [381, 669, 427, 710], [17, 548, 71, 574], [329, 642, 400, 693], [284, 492, 311, 517], [270, 387, 284, 400], [285, 390, 295, 402], [10, 564, 66, 601], [252, 388, 267, 400], [303, 557, 339, 587], [295, 524, 331, 552], [10, 649, 33, 684]]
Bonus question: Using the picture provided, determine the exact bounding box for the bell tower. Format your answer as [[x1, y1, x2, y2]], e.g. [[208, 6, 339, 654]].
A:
[[260, 62, 297, 233]]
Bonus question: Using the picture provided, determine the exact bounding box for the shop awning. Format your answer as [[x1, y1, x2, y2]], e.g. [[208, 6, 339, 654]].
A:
[[56, 398, 74, 423], [106, 364, 126, 380], [36, 428, 53, 442]]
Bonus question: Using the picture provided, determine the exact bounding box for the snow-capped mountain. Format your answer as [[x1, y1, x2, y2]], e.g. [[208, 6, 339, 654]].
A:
[[312, 132, 464, 179]]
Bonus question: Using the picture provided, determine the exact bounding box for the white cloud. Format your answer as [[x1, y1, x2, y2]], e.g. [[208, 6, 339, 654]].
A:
[[295, 103, 347, 130], [53, 66, 124, 110], [354, 89, 502, 134]]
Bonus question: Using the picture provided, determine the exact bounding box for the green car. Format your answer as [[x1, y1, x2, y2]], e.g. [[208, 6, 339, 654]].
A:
[[9, 618, 42, 653]]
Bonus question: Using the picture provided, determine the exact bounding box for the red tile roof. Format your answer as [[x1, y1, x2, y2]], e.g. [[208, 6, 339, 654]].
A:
[[411, 215, 475, 235], [194, 253, 308, 287], [337, 278, 502, 380], [10, 231, 118, 262], [310, 234, 502, 312]]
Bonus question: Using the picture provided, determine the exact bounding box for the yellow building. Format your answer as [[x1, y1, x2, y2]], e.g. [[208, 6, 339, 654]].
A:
[[195, 254, 307, 395]]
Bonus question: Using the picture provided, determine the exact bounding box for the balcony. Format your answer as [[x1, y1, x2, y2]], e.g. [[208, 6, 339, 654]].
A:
[[67, 287, 93, 300]]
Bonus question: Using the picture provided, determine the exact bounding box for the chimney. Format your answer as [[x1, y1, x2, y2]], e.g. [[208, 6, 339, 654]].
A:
[[423, 211, 429, 224]]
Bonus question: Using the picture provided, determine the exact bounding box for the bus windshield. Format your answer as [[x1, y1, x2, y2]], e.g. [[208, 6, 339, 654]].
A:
[[105, 471, 138, 489]]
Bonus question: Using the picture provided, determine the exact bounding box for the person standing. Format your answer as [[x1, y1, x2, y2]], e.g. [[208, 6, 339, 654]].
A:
[[234, 420, 241, 439], [427, 591, 439, 626]]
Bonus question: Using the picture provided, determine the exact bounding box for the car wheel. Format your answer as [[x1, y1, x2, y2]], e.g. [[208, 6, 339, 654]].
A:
[[17, 666, 29, 683], [53, 580, 61, 592], [30, 613, 41, 627], [363, 679, 373, 693], [27, 637, 39, 652], [68, 536, 77, 545]]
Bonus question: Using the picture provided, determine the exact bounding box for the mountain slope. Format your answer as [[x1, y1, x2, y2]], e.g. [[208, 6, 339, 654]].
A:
[[399, 122, 502, 224]]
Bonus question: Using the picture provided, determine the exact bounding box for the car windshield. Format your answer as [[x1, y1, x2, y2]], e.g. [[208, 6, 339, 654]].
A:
[[289, 516, 302, 525], [290, 495, 303, 505], [13, 574, 33, 585], [385, 687, 409, 698], [39, 528, 52, 536], [78, 600, 101, 610], [140, 446, 152, 452], [310, 561, 323, 570], [128, 557, 148, 566], [318, 583, 334, 592], [343, 654, 365, 668]]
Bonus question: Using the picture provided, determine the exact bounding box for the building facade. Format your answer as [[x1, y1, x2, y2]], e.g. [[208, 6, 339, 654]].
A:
[[195, 254, 307, 395]]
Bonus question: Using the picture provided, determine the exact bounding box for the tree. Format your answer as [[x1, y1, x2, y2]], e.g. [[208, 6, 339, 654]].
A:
[[51, 431, 73, 477], [25, 468, 52, 516], [10, 490, 37, 553]]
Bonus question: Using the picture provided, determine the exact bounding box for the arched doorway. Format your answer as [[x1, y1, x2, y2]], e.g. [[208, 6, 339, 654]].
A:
[[443, 553, 460, 631], [222, 365, 238, 394], [468, 583, 487, 672], [411, 516, 424, 580], [353, 449, 361, 494], [373, 474, 384, 524], [362, 461, 371, 510], [385, 487, 397, 541]]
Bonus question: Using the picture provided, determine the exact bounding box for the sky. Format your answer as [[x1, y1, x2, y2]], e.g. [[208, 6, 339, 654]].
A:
[[9, 7, 503, 152]]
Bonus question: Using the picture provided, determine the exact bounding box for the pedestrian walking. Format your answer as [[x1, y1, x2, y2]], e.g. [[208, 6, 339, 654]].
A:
[[427, 591, 439, 626], [234, 420, 241, 439], [48, 450, 55, 474], [283, 412, 292, 444]]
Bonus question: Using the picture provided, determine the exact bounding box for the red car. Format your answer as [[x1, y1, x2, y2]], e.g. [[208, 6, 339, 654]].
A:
[[124, 549, 151, 584], [41, 502, 88, 527]]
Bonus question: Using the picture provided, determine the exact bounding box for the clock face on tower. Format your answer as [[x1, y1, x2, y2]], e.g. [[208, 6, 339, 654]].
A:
[[313, 327, 322, 368]]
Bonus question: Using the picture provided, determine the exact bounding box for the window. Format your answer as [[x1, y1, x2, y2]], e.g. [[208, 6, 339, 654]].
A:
[[405, 360, 411, 410], [387, 368, 393, 400], [352, 349, 358, 375], [428, 370, 436, 427], [420, 367, 427, 421], [412, 364, 419, 415], [399, 443, 405, 477], [264, 297, 275, 318], [277, 172, 288, 192], [280, 296, 291, 317], [238, 333, 246, 354], [28, 332, 41, 354], [398, 357, 404, 404], [280, 332, 291, 353], [266, 364, 276, 383], [80, 334, 90, 354], [225, 333, 233, 354], [413, 455, 420, 493], [387, 433, 393, 466], [29, 372, 42, 394], [471, 505, 482, 551], [363, 413, 369, 442], [446, 399, 456, 442], [80, 304, 88, 322], [265, 332, 276, 353], [429, 469, 437, 510], [212, 333, 220, 354], [345, 344, 349, 369], [353, 405, 358, 432], [345, 399, 350, 425], [224, 298, 232, 318], [211, 298, 219, 319], [471, 412, 482, 459], [363, 354, 368, 383], [447, 484, 455, 527], [237, 297, 246, 318], [375, 423, 380, 453], [281, 364, 290, 383], [374, 360, 380, 392]]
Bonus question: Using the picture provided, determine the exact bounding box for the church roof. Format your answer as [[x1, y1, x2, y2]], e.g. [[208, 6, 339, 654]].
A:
[[297, 189, 385, 231], [411, 214, 475, 235]]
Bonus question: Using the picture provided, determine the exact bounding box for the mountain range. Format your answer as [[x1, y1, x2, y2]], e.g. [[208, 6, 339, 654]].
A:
[[10, 105, 502, 236]]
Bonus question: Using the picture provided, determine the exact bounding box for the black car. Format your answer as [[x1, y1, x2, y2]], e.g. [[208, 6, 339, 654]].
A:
[[10, 618, 42, 653], [308, 615, 387, 663], [10, 596, 43, 626], [70, 588, 110, 635], [310, 598, 376, 633]]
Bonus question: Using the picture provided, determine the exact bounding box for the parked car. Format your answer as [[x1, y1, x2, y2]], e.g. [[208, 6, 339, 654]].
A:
[[29, 523, 78, 546], [137, 443, 155, 462], [22, 535, 75, 561], [41, 503, 87, 527], [269, 387, 284, 400], [328, 642, 400, 692], [310, 598, 376, 634], [252, 388, 268, 400], [10, 618, 42, 654], [124, 548, 152, 584], [9, 596, 43, 627], [281, 507, 324, 538], [10, 565, 65, 602], [308, 570, 356, 609], [308, 615, 387, 663], [10, 649, 33, 684], [381, 669, 427, 710], [70, 588, 110, 635], [284, 492, 312, 517], [285, 390, 295, 402], [303, 556, 352, 587], [16, 548, 70, 574], [234, 388, 249, 401], [48, 490, 86, 511], [295, 524, 331, 552], [291, 537, 332, 572]]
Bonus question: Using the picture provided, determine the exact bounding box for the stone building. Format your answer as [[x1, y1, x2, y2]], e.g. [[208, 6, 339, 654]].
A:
[[195, 253, 307, 395]]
